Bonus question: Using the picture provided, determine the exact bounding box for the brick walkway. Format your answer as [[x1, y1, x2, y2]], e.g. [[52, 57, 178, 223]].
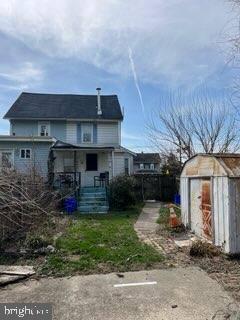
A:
[[134, 202, 178, 256]]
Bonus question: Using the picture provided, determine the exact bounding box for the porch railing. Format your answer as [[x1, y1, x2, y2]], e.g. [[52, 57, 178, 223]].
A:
[[53, 172, 81, 196]]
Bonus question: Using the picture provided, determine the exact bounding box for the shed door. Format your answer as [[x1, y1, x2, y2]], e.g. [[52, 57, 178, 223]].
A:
[[190, 179, 203, 237], [190, 178, 212, 239], [201, 179, 212, 239]]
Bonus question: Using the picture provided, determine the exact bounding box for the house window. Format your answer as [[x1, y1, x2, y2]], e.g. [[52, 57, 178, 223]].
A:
[[150, 163, 155, 170], [86, 154, 98, 171], [140, 163, 144, 169], [0, 150, 14, 170], [144, 164, 150, 170], [124, 158, 130, 175], [20, 149, 31, 159], [38, 122, 50, 136], [82, 124, 93, 143]]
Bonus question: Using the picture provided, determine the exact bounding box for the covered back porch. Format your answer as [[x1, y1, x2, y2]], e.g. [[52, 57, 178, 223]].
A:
[[50, 141, 115, 190]]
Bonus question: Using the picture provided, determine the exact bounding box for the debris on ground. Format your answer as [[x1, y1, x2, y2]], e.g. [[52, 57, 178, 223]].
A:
[[0, 265, 35, 286], [156, 204, 240, 303], [0, 265, 35, 276], [116, 273, 124, 278], [174, 236, 198, 248], [0, 274, 25, 286], [189, 240, 221, 257]]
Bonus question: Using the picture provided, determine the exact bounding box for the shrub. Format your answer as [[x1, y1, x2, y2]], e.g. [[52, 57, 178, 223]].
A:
[[109, 175, 136, 210]]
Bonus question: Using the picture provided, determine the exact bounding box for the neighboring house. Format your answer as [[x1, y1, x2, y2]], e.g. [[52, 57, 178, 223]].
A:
[[133, 152, 161, 173], [0, 88, 135, 187]]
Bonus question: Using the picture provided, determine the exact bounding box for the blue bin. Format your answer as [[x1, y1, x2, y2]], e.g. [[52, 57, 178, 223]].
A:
[[174, 194, 181, 205], [64, 197, 77, 214]]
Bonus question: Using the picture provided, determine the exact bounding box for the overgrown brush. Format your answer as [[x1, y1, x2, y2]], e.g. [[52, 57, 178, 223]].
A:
[[190, 240, 221, 257], [0, 169, 59, 242]]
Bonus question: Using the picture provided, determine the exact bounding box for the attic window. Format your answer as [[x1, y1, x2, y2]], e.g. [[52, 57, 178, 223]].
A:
[[38, 122, 50, 136]]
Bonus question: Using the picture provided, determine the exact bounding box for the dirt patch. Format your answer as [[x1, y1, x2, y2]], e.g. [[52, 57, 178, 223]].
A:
[[157, 204, 240, 303]]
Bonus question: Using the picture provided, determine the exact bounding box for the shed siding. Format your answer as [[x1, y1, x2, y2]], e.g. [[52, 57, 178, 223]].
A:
[[228, 178, 240, 253], [180, 177, 189, 226], [0, 141, 51, 176], [213, 177, 229, 252], [97, 123, 119, 145]]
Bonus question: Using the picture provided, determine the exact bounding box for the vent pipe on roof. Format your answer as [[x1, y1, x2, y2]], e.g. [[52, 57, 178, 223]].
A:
[[96, 87, 102, 116]]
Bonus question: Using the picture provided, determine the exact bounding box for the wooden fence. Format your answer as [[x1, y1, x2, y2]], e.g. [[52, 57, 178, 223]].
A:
[[134, 174, 179, 202]]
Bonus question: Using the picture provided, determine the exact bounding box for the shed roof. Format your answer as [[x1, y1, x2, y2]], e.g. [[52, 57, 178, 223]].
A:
[[181, 153, 240, 178], [4, 92, 123, 120]]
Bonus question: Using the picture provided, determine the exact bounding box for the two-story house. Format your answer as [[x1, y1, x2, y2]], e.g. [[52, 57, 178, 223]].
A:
[[133, 153, 161, 173], [0, 89, 135, 188]]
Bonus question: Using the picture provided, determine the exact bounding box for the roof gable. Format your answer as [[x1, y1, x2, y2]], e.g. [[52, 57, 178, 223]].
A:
[[181, 153, 240, 177], [4, 92, 123, 120]]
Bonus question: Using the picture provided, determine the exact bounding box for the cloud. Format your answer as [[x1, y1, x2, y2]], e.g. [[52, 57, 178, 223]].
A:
[[0, 62, 44, 90], [0, 0, 234, 87], [128, 47, 145, 113]]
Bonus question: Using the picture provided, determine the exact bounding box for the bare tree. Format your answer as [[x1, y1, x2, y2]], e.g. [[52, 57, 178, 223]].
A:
[[148, 91, 240, 161]]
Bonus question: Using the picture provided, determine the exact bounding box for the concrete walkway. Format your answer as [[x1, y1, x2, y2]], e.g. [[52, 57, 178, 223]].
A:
[[134, 202, 176, 255], [0, 268, 238, 320], [134, 202, 161, 236]]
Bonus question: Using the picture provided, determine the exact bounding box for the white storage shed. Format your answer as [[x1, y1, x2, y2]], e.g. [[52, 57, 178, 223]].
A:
[[181, 153, 240, 254]]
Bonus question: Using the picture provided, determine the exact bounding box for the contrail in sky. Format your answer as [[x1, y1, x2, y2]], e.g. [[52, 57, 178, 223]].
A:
[[128, 47, 145, 113]]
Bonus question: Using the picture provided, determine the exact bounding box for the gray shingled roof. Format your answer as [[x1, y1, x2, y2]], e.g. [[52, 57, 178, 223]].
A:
[[134, 153, 161, 163], [4, 92, 123, 120]]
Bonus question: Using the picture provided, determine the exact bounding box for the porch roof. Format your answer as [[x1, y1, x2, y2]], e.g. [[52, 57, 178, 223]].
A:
[[51, 140, 114, 150]]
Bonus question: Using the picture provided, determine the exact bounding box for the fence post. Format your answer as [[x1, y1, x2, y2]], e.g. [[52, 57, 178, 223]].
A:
[[141, 175, 145, 201]]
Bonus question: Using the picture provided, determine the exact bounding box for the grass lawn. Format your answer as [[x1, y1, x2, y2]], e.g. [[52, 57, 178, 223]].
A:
[[40, 205, 164, 276]]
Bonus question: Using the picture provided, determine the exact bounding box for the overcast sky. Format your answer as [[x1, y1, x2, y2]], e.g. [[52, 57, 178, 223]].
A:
[[0, 0, 237, 151]]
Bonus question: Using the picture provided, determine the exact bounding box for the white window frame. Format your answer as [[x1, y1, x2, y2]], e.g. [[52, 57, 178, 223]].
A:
[[150, 163, 155, 170], [81, 123, 93, 144], [0, 149, 14, 170], [20, 148, 32, 159], [38, 121, 50, 137], [140, 163, 144, 169]]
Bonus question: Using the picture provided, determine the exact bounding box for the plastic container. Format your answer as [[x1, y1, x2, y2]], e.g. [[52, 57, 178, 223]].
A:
[[64, 197, 77, 214], [174, 194, 181, 205]]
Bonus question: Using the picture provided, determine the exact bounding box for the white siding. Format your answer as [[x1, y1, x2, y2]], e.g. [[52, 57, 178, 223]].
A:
[[97, 123, 119, 145], [228, 178, 240, 253], [213, 177, 230, 252], [114, 153, 125, 176], [66, 122, 77, 144], [180, 177, 189, 226]]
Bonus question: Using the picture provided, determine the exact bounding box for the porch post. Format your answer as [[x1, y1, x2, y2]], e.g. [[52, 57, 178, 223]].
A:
[[73, 150, 77, 188], [112, 150, 115, 178]]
